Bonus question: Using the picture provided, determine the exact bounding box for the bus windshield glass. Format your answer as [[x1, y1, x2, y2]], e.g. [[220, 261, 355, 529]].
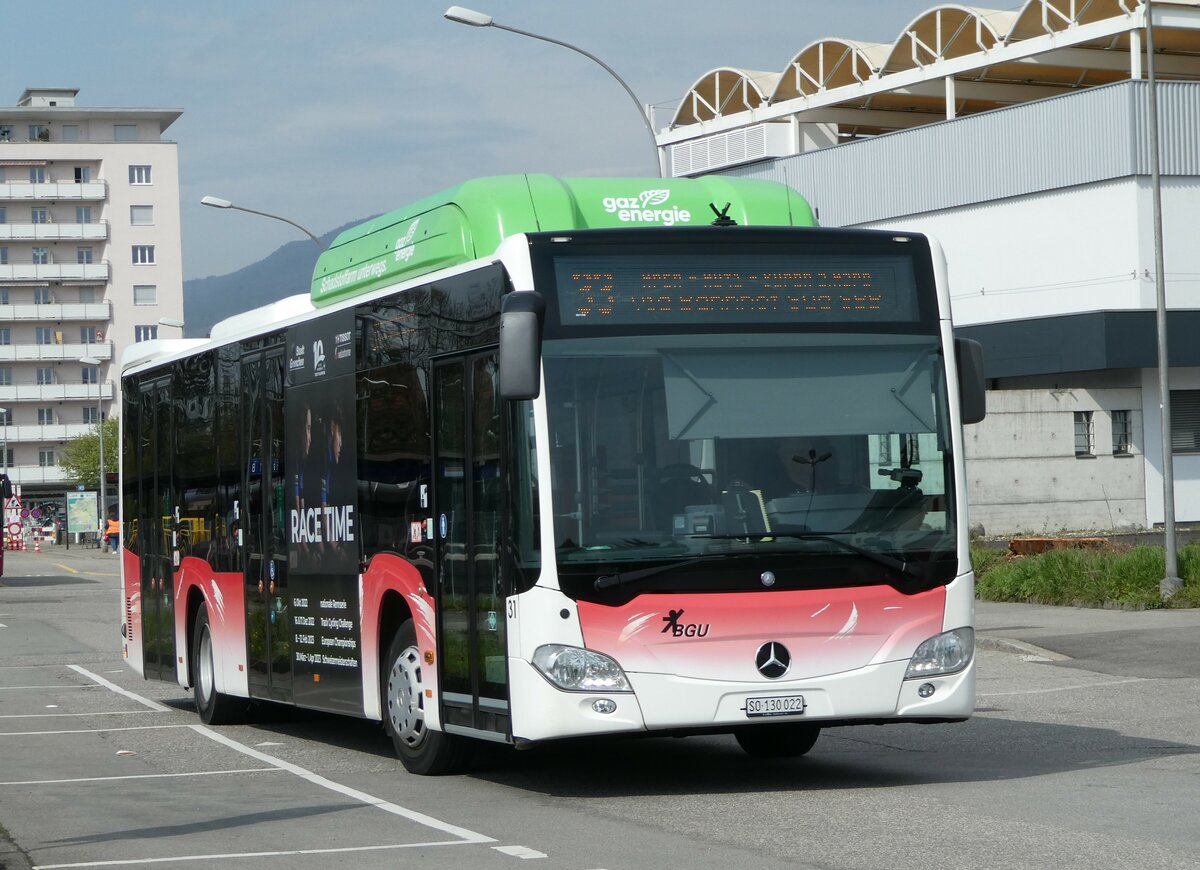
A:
[[543, 331, 956, 589]]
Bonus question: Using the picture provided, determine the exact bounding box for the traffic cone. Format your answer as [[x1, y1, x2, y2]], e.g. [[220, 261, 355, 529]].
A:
[[34, 537, 40, 554]]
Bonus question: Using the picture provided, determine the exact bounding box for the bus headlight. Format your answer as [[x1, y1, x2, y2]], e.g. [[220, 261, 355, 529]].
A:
[[532, 644, 632, 693], [905, 627, 974, 679]]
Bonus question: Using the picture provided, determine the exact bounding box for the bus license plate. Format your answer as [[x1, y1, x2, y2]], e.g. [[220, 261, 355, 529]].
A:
[[745, 694, 806, 718]]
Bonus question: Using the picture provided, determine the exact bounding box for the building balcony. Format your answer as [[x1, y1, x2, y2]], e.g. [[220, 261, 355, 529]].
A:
[[3, 422, 96, 443], [0, 342, 112, 363], [0, 262, 109, 282], [2, 465, 74, 488], [0, 382, 113, 403], [0, 303, 111, 322], [0, 181, 107, 201], [0, 222, 108, 242]]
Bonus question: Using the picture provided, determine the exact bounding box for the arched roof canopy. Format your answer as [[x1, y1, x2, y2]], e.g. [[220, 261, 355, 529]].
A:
[[671, 68, 780, 126], [771, 39, 891, 102], [883, 5, 1015, 73], [1007, 0, 1138, 42]]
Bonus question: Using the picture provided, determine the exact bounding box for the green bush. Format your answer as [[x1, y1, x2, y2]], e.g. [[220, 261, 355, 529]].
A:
[[974, 543, 1200, 609]]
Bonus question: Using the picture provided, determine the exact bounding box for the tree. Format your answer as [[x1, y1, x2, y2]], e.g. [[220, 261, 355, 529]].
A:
[[60, 417, 118, 490]]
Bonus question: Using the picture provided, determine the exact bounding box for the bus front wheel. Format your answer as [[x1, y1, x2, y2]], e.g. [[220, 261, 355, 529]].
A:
[[192, 602, 248, 725], [734, 722, 821, 758], [383, 620, 469, 775]]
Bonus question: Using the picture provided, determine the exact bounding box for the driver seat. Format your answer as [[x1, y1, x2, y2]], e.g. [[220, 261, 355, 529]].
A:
[[655, 465, 715, 530]]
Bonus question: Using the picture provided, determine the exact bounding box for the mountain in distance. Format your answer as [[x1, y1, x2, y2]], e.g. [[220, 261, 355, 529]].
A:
[[183, 218, 369, 338]]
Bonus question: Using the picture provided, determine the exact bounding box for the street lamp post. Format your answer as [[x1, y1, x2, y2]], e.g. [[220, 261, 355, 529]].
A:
[[444, 6, 663, 176], [80, 357, 105, 548], [200, 196, 325, 249]]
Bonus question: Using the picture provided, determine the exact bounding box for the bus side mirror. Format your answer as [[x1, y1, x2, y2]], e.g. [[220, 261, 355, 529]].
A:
[[499, 292, 545, 401], [955, 337, 986, 425], [0, 474, 11, 500]]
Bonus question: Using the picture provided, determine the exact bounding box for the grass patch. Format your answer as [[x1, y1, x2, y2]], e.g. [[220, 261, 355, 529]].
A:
[[973, 544, 1200, 609]]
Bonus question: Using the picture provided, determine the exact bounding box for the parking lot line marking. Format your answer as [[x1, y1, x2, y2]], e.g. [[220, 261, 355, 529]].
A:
[[493, 844, 549, 859], [191, 724, 496, 844], [0, 711, 157, 719], [0, 724, 191, 737], [68, 665, 172, 712], [33, 838, 479, 869], [1, 768, 281, 786], [980, 677, 1147, 697], [52, 563, 80, 574], [0, 685, 100, 691]]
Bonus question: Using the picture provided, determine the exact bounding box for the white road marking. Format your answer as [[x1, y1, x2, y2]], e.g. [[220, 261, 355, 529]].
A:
[[192, 724, 496, 843], [0, 768, 281, 786], [979, 677, 1148, 697], [0, 711, 157, 719], [493, 844, 549, 859], [32, 839, 479, 869], [68, 664, 172, 712], [0, 685, 99, 691], [0, 724, 191, 737]]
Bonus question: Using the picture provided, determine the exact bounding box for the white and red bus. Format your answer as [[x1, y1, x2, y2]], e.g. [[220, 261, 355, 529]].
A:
[[119, 175, 985, 774]]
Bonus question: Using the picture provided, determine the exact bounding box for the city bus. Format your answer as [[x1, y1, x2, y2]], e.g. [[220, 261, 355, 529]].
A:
[[119, 174, 986, 775]]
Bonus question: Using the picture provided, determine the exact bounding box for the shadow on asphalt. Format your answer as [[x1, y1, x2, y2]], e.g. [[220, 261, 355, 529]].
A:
[[0, 575, 102, 587]]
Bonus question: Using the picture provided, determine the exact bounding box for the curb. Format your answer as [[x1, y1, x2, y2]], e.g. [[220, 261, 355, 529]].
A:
[[977, 634, 1071, 661]]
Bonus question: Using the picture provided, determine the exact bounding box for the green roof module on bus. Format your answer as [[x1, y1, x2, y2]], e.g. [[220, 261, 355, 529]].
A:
[[309, 174, 817, 306]]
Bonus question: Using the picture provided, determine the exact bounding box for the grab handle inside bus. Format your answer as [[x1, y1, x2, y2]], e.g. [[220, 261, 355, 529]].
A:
[[954, 337, 986, 425], [499, 291, 545, 400]]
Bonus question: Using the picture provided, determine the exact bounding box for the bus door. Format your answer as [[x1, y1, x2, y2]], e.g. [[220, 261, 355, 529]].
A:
[[433, 350, 510, 739], [241, 346, 292, 702], [137, 376, 175, 680]]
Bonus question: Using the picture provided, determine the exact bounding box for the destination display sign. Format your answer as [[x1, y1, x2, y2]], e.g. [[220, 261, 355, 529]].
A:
[[553, 253, 921, 326]]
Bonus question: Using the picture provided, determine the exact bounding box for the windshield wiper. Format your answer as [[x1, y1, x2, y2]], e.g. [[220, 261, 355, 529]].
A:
[[594, 557, 708, 590], [686, 532, 925, 580]]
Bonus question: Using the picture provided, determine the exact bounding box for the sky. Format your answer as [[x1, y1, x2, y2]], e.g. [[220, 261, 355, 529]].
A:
[[5, 0, 945, 281]]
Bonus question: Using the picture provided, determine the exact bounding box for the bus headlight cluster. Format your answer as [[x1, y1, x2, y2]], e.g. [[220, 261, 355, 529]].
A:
[[904, 627, 974, 679], [532, 644, 632, 693]]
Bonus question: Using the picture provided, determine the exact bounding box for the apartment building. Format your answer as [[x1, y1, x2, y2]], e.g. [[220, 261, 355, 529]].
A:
[[655, 0, 1200, 535], [0, 88, 183, 506]]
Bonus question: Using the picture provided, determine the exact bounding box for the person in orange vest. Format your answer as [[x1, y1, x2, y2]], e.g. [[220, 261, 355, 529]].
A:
[[105, 514, 120, 554]]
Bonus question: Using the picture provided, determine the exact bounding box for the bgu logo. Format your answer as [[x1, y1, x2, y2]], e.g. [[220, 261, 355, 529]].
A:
[[661, 608, 710, 638], [602, 189, 692, 226]]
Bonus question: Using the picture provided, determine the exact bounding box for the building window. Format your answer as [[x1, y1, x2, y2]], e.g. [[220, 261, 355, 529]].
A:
[[0, 368, 11, 386], [132, 245, 155, 265], [0, 207, 7, 223], [83, 406, 99, 425], [39, 449, 56, 468], [0, 248, 7, 265], [0, 126, 12, 142], [76, 206, 92, 224], [0, 408, 10, 424], [114, 124, 137, 142], [37, 408, 55, 426], [36, 367, 53, 385], [77, 247, 94, 265], [1112, 410, 1132, 455], [133, 284, 157, 305], [0, 328, 9, 345], [1074, 411, 1095, 457], [134, 325, 159, 342], [73, 166, 90, 183], [32, 247, 50, 265], [78, 287, 96, 303], [62, 125, 79, 143], [130, 205, 154, 226], [0, 289, 7, 304], [80, 326, 99, 344], [29, 125, 49, 142], [82, 366, 99, 385], [1170, 390, 1200, 453], [29, 166, 46, 183], [35, 327, 54, 345], [31, 207, 49, 224], [33, 287, 51, 304], [128, 165, 152, 185]]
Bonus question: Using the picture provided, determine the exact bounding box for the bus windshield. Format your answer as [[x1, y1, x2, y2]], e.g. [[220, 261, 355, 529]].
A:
[[543, 331, 956, 588]]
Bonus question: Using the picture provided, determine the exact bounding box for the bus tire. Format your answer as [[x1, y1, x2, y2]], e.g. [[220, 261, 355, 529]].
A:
[[383, 620, 469, 775], [192, 602, 247, 726], [734, 722, 821, 758]]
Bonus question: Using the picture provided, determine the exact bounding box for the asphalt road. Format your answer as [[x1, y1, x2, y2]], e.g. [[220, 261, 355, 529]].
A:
[[2, 544, 1199, 870]]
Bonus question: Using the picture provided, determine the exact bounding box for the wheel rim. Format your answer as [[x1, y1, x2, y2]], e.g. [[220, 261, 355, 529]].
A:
[[386, 644, 426, 750], [198, 627, 215, 705]]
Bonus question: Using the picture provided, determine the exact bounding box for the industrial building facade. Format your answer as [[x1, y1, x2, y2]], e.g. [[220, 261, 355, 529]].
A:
[[0, 88, 184, 506], [656, 0, 1200, 535]]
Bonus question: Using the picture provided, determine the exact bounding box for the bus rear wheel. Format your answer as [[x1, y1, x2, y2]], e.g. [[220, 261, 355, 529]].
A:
[[192, 602, 248, 725], [383, 620, 469, 775], [734, 722, 821, 758]]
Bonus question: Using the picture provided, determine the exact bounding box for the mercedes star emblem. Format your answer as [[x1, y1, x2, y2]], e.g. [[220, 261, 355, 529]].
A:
[[755, 641, 791, 679]]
